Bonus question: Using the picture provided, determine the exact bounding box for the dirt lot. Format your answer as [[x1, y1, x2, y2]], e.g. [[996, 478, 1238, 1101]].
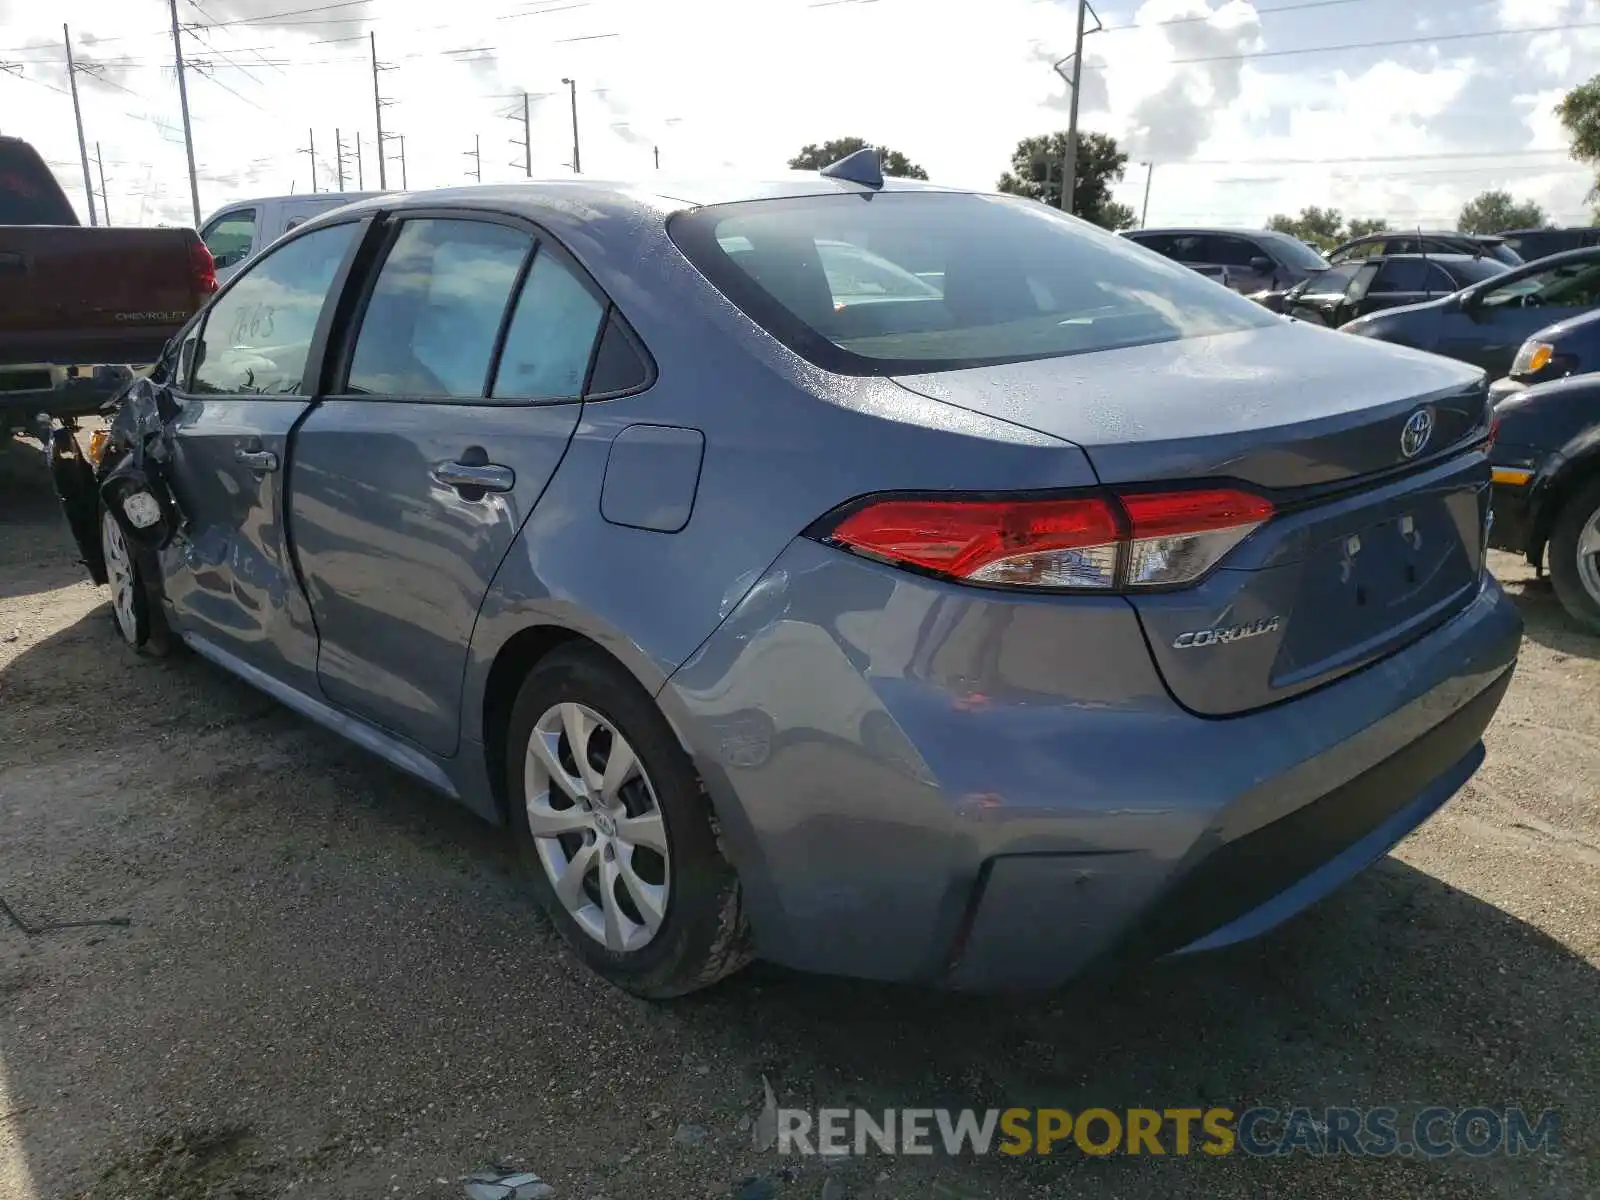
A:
[[0, 435, 1596, 1200]]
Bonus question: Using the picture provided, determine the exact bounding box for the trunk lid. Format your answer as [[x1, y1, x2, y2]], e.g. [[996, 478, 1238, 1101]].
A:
[[893, 323, 1493, 715]]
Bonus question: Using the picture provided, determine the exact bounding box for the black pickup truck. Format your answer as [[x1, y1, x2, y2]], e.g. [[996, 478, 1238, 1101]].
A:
[[1, 135, 215, 432]]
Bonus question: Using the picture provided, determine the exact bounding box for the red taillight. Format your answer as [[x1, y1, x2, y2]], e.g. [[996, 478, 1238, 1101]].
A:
[[188, 238, 217, 298], [1486, 415, 1501, 450], [829, 496, 1122, 588], [817, 487, 1273, 591]]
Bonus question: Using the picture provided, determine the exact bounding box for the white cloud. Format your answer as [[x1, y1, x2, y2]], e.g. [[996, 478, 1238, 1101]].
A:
[[0, 0, 1597, 231]]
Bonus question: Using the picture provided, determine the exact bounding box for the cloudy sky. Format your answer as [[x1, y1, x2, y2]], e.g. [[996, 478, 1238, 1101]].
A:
[[1, 0, 1598, 231]]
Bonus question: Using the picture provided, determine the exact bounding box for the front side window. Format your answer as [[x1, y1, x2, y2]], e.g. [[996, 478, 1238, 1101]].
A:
[[204, 209, 258, 269], [1481, 259, 1600, 309], [347, 218, 531, 397], [1300, 263, 1361, 296], [1206, 236, 1260, 269], [671, 193, 1276, 375], [1372, 259, 1430, 293], [491, 249, 605, 400], [190, 222, 357, 396]]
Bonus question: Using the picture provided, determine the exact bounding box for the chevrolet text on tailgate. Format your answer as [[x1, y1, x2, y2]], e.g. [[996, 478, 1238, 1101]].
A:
[[58, 152, 1521, 998], [0, 135, 216, 430]]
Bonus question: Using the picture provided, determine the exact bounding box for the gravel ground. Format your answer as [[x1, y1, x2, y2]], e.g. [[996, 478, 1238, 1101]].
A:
[[0, 434, 1596, 1200]]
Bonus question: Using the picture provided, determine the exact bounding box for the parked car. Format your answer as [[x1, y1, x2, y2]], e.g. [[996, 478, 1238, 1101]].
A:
[[0, 135, 215, 430], [1488, 307, 1600, 405], [201, 191, 381, 283], [1119, 227, 1329, 293], [1498, 227, 1600, 263], [1281, 254, 1508, 328], [53, 165, 1519, 997], [1488, 373, 1600, 629], [1343, 246, 1600, 378], [1328, 231, 1521, 267]]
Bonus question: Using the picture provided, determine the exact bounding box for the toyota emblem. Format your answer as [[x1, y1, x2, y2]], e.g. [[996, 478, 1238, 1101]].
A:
[[1400, 408, 1434, 459]]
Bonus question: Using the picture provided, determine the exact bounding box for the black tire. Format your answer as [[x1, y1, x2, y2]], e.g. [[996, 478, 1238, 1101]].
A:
[[99, 504, 177, 657], [1547, 476, 1600, 634], [505, 645, 752, 998]]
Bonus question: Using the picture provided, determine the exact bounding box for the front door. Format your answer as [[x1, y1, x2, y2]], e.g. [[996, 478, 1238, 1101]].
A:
[[1438, 257, 1600, 375], [288, 214, 607, 755], [159, 221, 362, 684]]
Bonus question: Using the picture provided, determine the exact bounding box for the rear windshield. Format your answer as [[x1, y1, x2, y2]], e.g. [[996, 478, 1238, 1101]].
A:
[[669, 192, 1276, 375], [0, 140, 78, 225]]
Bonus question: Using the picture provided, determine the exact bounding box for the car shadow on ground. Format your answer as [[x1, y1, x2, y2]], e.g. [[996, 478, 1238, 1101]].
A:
[[1500, 569, 1600, 659], [0, 606, 1595, 1199]]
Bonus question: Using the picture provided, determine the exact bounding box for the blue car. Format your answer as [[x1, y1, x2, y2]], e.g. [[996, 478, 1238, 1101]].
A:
[[57, 153, 1520, 996]]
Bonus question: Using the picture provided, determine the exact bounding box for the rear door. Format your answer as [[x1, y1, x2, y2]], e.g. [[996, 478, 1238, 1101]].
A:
[[288, 211, 606, 755], [159, 219, 364, 681]]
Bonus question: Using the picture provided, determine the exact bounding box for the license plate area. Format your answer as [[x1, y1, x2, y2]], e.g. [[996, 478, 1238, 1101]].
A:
[[1277, 488, 1482, 678]]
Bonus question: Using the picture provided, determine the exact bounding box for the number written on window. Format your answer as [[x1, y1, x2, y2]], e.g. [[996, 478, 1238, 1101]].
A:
[[190, 223, 356, 396]]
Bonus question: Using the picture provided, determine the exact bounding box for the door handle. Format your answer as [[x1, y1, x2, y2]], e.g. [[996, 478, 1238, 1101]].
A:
[[234, 448, 279, 472], [434, 460, 515, 494]]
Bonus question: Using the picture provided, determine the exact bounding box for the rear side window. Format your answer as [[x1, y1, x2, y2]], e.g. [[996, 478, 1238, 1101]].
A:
[[204, 210, 258, 269], [1372, 259, 1431, 293], [347, 218, 531, 397], [191, 223, 357, 396], [491, 249, 605, 400], [0, 140, 77, 225], [670, 193, 1275, 376]]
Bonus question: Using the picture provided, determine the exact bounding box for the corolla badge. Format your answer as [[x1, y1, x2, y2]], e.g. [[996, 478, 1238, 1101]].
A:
[[1172, 615, 1282, 649], [1400, 407, 1435, 459]]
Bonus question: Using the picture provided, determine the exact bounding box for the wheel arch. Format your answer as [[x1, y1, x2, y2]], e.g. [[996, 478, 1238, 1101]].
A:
[[1528, 437, 1600, 568]]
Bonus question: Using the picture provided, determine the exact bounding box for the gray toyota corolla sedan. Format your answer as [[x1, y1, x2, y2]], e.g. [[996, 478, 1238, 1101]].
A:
[[60, 153, 1520, 997]]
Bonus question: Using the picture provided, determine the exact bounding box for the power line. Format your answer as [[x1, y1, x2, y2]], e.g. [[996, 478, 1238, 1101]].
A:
[[1098, 0, 1375, 32], [1164, 149, 1574, 167], [1173, 20, 1600, 65]]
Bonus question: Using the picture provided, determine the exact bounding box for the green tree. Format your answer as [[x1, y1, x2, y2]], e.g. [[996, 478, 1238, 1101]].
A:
[[1344, 216, 1389, 239], [995, 130, 1135, 230], [1558, 76, 1600, 197], [1458, 190, 1549, 234], [1266, 206, 1346, 250], [788, 137, 929, 180]]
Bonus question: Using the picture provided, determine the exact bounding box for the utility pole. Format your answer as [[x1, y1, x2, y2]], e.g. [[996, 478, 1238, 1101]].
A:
[[561, 77, 580, 173], [300, 127, 317, 192], [1139, 161, 1154, 228], [167, 0, 201, 228], [95, 142, 109, 225], [653, 145, 660, 170], [1059, 0, 1089, 214], [335, 128, 345, 190], [465, 133, 481, 181], [356, 131, 364, 188], [397, 134, 407, 189], [370, 32, 389, 189], [62, 25, 98, 227], [507, 90, 532, 177]]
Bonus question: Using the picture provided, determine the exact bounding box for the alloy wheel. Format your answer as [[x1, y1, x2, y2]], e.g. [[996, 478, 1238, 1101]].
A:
[[1577, 508, 1600, 608], [100, 510, 139, 645], [524, 701, 671, 953]]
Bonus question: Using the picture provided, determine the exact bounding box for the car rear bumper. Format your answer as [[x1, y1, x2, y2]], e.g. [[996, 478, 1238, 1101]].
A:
[[0, 362, 138, 422], [662, 539, 1521, 990]]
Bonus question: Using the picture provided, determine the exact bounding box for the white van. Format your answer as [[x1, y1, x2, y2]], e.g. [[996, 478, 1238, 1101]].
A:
[[200, 192, 382, 282]]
